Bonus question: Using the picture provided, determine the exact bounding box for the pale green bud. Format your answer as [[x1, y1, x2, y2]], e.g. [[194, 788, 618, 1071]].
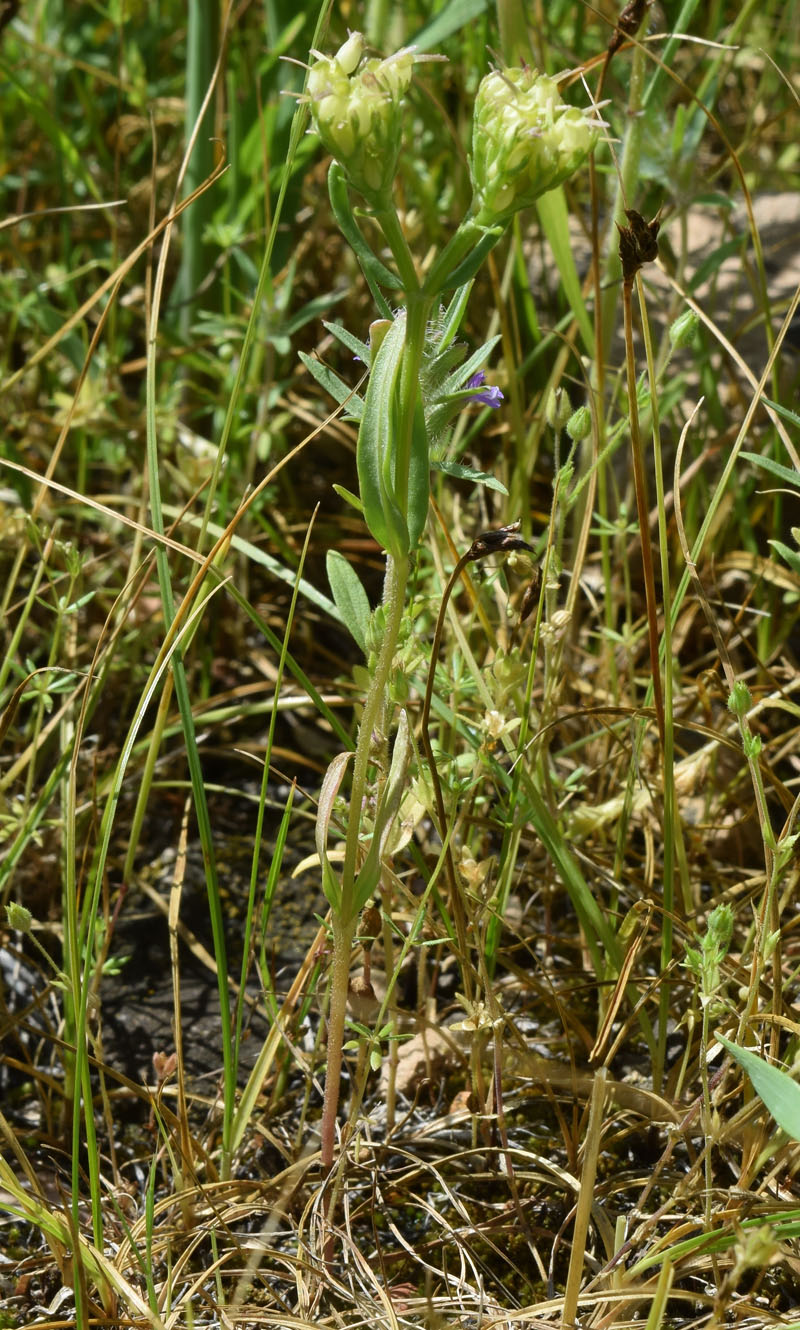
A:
[[727, 680, 752, 718], [6, 901, 32, 933], [470, 67, 600, 226], [706, 903, 734, 956], [566, 405, 592, 442], [545, 386, 572, 431], [306, 33, 416, 205], [669, 308, 699, 349]]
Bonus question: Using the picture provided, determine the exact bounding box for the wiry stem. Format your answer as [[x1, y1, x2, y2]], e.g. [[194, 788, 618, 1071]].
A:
[[621, 273, 665, 747]]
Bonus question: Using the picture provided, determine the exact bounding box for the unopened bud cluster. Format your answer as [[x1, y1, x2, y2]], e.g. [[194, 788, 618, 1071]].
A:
[[306, 32, 415, 205], [470, 68, 599, 226]]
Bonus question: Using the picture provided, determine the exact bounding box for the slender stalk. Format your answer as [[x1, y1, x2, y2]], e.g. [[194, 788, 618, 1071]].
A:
[[635, 273, 683, 1093], [320, 551, 409, 1175], [621, 274, 665, 747]]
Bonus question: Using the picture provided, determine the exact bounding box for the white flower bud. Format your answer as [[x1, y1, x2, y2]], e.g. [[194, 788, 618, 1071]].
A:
[[470, 66, 600, 226]]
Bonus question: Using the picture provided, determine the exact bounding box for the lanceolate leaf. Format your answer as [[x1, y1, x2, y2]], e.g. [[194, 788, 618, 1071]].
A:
[[406, 394, 431, 549], [358, 313, 409, 555], [742, 450, 800, 487], [323, 320, 372, 365], [353, 710, 413, 914], [332, 484, 364, 514], [432, 459, 508, 494], [316, 750, 352, 913], [717, 1034, 800, 1141], [326, 550, 371, 655], [439, 279, 474, 350], [536, 186, 594, 357], [298, 351, 364, 419], [440, 334, 502, 394], [769, 540, 800, 575], [328, 163, 401, 316]]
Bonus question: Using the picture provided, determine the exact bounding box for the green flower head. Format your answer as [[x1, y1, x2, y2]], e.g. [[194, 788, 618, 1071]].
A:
[[306, 32, 416, 206], [470, 66, 600, 226]]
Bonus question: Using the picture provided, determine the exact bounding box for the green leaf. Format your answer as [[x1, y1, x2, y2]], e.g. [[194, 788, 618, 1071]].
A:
[[328, 163, 400, 316], [358, 314, 409, 555], [316, 750, 352, 914], [323, 320, 372, 365], [432, 460, 508, 494], [759, 398, 800, 430], [742, 450, 800, 488], [353, 710, 413, 914], [326, 551, 371, 655], [410, 0, 489, 49], [406, 394, 431, 549], [332, 484, 364, 514], [298, 351, 363, 419], [688, 238, 745, 294], [768, 540, 800, 575], [434, 228, 503, 292], [439, 280, 474, 351], [717, 1034, 800, 1140], [440, 334, 502, 395], [536, 187, 594, 358]]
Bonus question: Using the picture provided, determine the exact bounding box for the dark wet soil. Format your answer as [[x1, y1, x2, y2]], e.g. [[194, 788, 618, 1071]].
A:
[[98, 791, 327, 1084]]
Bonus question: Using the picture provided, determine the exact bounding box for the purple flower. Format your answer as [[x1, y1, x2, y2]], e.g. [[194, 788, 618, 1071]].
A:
[[466, 371, 504, 408]]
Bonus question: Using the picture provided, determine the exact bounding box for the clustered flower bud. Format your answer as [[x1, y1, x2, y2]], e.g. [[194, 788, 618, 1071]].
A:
[[470, 67, 600, 226], [306, 31, 415, 205]]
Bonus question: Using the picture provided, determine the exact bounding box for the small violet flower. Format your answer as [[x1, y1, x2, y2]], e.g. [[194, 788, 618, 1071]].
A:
[[466, 371, 504, 408]]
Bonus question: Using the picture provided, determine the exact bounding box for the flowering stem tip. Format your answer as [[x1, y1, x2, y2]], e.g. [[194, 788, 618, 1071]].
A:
[[306, 32, 417, 207], [470, 66, 601, 226]]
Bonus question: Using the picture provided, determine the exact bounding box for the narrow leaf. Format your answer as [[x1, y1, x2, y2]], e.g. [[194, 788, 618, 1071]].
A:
[[742, 450, 800, 488], [768, 540, 800, 574], [536, 187, 594, 357], [358, 314, 409, 554], [326, 550, 371, 655], [432, 459, 508, 494], [406, 394, 431, 549], [439, 280, 474, 350], [328, 163, 400, 315], [316, 750, 352, 912], [435, 228, 503, 291], [298, 351, 363, 418], [717, 1034, 800, 1140], [441, 334, 502, 395], [323, 320, 372, 365], [332, 484, 364, 514], [761, 397, 800, 429]]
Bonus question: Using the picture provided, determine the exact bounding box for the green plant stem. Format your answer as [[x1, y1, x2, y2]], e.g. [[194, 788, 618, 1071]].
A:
[[178, 0, 218, 332], [419, 546, 478, 999], [320, 550, 409, 1175], [423, 216, 499, 297], [375, 205, 419, 293]]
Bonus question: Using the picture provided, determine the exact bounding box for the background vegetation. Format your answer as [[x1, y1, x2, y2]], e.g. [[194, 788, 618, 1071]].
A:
[[1, 0, 800, 1326]]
